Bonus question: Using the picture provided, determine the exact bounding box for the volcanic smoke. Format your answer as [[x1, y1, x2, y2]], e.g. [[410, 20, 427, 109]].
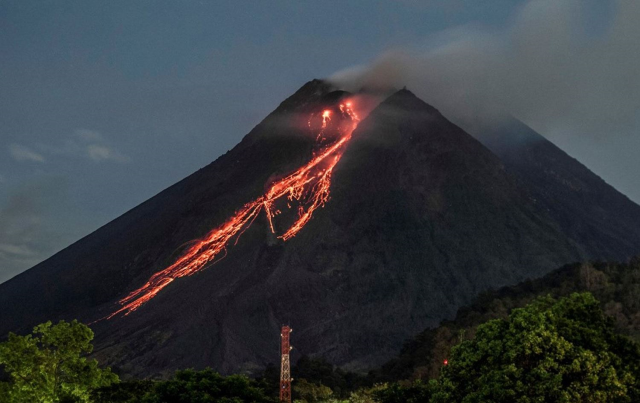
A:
[[106, 100, 360, 319]]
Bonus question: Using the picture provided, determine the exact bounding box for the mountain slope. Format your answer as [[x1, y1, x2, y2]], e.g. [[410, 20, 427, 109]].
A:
[[1, 81, 638, 378], [466, 117, 640, 260], [279, 90, 584, 369], [0, 79, 340, 335], [89, 88, 586, 375]]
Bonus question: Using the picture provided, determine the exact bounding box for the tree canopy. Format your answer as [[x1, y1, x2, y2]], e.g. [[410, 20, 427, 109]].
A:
[[430, 292, 640, 402], [93, 368, 277, 403], [146, 368, 276, 403], [0, 320, 118, 403], [373, 259, 640, 383]]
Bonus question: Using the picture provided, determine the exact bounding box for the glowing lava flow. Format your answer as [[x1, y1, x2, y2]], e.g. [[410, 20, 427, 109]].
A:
[[106, 101, 359, 319]]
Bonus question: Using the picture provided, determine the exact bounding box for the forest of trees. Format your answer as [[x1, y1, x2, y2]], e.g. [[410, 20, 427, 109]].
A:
[[2, 259, 640, 402], [372, 258, 640, 383]]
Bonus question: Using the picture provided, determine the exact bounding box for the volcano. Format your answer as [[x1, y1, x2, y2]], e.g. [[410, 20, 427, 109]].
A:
[[1, 80, 639, 377]]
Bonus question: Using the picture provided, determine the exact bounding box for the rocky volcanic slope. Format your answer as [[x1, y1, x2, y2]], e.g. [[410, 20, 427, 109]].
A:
[[466, 117, 640, 260], [0, 79, 338, 343], [0, 80, 638, 377]]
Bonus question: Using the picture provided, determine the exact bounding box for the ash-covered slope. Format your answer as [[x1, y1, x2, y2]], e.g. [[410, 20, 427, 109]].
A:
[[467, 117, 640, 260], [0, 81, 637, 378], [92, 88, 584, 375], [275, 90, 585, 369], [0, 79, 342, 336]]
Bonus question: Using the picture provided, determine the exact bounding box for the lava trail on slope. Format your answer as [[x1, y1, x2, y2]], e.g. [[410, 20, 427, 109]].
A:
[[106, 101, 360, 319]]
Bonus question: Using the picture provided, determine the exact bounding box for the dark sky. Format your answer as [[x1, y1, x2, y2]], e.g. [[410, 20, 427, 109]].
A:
[[1, 0, 637, 284]]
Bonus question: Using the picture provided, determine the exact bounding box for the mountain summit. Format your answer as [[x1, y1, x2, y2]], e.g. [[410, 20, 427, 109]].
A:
[[1, 80, 638, 376]]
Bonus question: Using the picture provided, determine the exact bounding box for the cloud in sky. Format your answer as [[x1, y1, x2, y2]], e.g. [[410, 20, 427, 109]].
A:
[[73, 129, 130, 163], [9, 144, 46, 163], [74, 129, 104, 142], [86, 144, 129, 163], [34, 129, 131, 164]]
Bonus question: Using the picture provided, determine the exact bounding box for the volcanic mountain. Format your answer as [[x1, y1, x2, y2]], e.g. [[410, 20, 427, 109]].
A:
[[463, 116, 640, 260], [1, 80, 639, 377]]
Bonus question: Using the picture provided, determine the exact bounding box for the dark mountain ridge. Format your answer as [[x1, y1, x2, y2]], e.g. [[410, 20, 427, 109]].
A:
[[466, 117, 640, 260], [1, 80, 638, 377]]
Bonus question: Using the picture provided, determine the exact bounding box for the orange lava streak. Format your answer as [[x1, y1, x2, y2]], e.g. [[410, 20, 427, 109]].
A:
[[322, 110, 331, 128], [107, 102, 359, 319]]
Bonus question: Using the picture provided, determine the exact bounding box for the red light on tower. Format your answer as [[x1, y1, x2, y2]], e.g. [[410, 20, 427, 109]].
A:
[[443, 359, 449, 366], [280, 326, 293, 403]]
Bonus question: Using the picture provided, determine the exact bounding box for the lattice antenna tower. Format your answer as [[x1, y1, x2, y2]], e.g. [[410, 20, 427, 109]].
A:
[[280, 325, 292, 403]]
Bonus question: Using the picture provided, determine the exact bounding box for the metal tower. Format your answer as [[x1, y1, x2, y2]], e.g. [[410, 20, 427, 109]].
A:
[[280, 325, 292, 403]]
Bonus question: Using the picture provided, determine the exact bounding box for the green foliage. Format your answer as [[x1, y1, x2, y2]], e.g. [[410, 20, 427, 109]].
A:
[[91, 379, 154, 403], [346, 383, 389, 403], [256, 356, 368, 400], [254, 363, 280, 398], [373, 259, 640, 382], [138, 368, 276, 403], [372, 381, 434, 403], [6, 261, 639, 403], [293, 356, 368, 398], [0, 320, 118, 403], [294, 378, 334, 403], [430, 293, 640, 402]]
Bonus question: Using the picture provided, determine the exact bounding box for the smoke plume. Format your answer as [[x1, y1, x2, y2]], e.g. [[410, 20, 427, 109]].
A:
[[330, 0, 640, 142]]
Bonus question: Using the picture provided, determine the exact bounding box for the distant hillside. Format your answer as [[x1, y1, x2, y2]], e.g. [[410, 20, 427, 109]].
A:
[[372, 257, 640, 382]]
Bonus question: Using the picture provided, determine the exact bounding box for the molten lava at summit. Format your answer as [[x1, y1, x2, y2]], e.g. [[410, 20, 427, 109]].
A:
[[106, 100, 360, 319]]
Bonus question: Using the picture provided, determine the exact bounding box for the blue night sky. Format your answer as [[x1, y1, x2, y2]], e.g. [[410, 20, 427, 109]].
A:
[[1, 0, 638, 283]]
